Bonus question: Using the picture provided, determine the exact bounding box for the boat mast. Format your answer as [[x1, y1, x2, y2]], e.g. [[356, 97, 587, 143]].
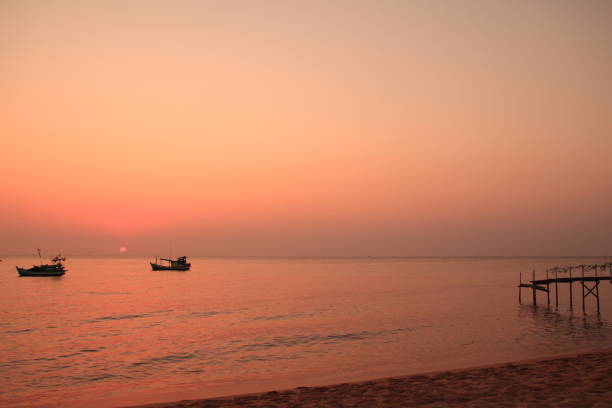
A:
[[37, 248, 42, 264]]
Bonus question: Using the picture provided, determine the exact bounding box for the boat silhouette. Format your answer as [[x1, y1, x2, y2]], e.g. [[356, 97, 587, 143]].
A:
[[17, 251, 67, 276], [150, 256, 191, 271]]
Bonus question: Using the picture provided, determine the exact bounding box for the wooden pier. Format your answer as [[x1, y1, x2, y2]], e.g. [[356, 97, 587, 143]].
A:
[[518, 262, 612, 312]]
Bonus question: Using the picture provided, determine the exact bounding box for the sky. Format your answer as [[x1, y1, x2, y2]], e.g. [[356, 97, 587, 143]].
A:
[[1, 0, 611, 256]]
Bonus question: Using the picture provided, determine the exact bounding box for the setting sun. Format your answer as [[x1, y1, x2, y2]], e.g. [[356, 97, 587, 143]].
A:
[[119, 247, 127, 253]]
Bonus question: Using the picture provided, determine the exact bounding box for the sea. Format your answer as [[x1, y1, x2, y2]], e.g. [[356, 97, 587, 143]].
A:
[[1, 256, 611, 407]]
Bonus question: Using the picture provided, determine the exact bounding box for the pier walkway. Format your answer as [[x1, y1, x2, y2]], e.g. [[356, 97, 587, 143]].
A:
[[518, 262, 612, 312]]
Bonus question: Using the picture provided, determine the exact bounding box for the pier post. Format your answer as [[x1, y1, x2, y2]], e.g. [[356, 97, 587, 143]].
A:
[[519, 272, 522, 304], [546, 270, 550, 305], [555, 270, 559, 308], [581, 265, 585, 312], [569, 267, 573, 310], [532, 270, 537, 305], [595, 268, 600, 313]]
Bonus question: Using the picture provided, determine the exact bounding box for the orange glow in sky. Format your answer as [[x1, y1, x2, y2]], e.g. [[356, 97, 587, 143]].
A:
[[1, 1, 611, 256]]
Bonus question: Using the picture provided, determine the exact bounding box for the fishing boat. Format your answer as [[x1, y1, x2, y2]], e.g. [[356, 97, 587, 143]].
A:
[[17, 252, 67, 277], [150, 256, 190, 271]]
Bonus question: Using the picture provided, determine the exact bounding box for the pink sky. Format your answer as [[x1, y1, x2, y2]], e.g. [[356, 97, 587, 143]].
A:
[[1, 1, 611, 256]]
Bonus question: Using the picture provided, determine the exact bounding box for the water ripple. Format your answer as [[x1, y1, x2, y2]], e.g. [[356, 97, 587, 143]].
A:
[[224, 327, 416, 356], [131, 352, 197, 367], [250, 312, 313, 321], [236, 353, 302, 363], [178, 310, 231, 319], [69, 373, 117, 384], [87, 313, 151, 323], [5, 328, 36, 334]]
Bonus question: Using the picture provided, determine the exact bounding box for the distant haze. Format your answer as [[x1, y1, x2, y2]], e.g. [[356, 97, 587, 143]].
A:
[[1, 1, 611, 256]]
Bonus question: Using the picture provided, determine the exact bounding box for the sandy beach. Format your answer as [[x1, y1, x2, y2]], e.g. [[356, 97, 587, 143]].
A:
[[126, 350, 612, 408]]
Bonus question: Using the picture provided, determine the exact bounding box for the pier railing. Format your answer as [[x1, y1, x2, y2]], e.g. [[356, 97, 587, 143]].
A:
[[518, 262, 612, 312]]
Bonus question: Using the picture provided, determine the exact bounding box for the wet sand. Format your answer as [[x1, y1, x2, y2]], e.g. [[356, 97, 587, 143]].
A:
[[126, 350, 612, 408]]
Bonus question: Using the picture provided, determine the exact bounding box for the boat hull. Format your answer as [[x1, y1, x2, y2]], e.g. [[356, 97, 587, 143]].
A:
[[150, 262, 190, 271], [17, 265, 66, 276]]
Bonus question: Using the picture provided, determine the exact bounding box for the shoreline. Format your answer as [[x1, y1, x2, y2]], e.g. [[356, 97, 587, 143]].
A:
[[123, 349, 612, 407]]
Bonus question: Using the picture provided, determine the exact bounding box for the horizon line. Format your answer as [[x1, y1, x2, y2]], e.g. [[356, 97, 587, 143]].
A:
[[2, 254, 612, 259]]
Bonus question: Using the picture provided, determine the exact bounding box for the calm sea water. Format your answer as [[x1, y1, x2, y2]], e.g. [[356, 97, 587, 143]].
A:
[[1, 256, 612, 407]]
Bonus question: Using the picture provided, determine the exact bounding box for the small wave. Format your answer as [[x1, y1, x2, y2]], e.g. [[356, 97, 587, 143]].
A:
[[323, 332, 369, 342], [251, 312, 313, 321], [33, 357, 56, 362], [232, 331, 371, 354], [5, 328, 35, 334], [58, 353, 81, 359], [236, 353, 302, 363], [131, 352, 196, 368], [70, 373, 116, 384], [178, 310, 233, 319], [80, 348, 104, 353], [228, 327, 418, 354], [87, 313, 151, 323], [85, 309, 173, 324], [0, 359, 29, 369]]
